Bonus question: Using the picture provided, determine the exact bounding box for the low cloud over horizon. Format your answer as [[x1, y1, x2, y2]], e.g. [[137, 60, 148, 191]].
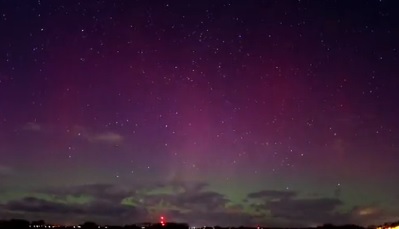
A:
[[0, 182, 393, 227]]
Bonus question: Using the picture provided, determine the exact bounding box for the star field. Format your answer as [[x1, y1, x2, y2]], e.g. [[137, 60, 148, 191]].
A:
[[1, 0, 399, 227]]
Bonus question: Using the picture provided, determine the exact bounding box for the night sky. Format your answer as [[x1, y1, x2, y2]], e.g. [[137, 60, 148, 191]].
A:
[[1, 0, 399, 227]]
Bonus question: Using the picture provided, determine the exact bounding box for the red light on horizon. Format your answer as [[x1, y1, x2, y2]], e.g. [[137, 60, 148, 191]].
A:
[[160, 216, 166, 226]]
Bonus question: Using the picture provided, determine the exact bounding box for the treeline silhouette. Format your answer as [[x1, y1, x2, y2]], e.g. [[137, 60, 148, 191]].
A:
[[1, 219, 386, 229], [0, 219, 189, 229]]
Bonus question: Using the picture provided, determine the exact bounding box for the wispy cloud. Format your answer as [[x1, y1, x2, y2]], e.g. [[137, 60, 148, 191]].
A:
[[21, 123, 124, 145], [71, 126, 124, 145], [88, 132, 124, 144], [23, 122, 42, 132]]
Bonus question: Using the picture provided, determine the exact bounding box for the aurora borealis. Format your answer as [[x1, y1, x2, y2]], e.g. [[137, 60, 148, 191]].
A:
[[1, 0, 399, 227]]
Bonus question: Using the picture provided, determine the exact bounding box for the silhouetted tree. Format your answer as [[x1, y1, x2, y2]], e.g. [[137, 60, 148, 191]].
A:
[[32, 220, 46, 226], [81, 222, 98, 229], [1, 219, 30, 229], [124, 225, 141, 229]]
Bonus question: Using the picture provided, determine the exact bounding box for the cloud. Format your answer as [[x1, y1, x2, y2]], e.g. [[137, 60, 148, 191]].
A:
[[177, 191, 228, 212], [138, 183, 254, 226], [1, 196, 145, 225], [247, 190, 297, 200], [23, 122, 42, 131], [129, 181, 229, 213], [45, 183, 136, 203], [267, 197, 343, 223], [0, 183, 306, 226], [247, 190, 347, 226], [88, 132, 124, 144], [20, 123, 124, 145], [171, 181, 209, 192], [166, 207, 255, 227], [70, 126, 124, 145], [4, 197, 78, 214], [144, 190, 228, 213], [69, 125, 124, 145], [40, 182, 241, 225], [3, 184, 387, 227]]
